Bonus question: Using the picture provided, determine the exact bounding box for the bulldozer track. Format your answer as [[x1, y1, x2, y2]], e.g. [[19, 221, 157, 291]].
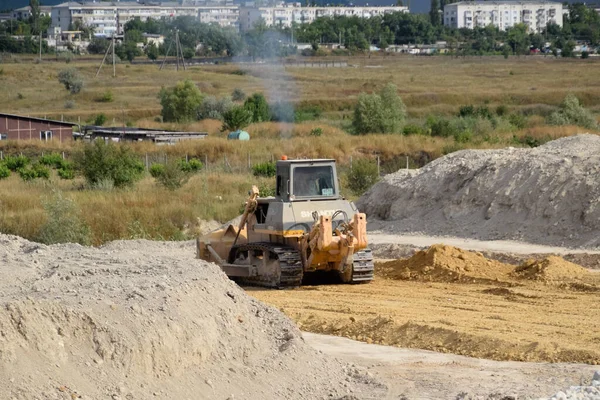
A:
[[352, 249, 374, 282], [231, 242, 304, 288]]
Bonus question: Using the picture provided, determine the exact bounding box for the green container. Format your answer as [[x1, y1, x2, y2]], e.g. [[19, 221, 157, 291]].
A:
[[227, 130, 250, 141]]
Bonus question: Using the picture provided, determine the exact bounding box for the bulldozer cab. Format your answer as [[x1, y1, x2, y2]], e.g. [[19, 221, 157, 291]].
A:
[[276, 159, 340, 202]]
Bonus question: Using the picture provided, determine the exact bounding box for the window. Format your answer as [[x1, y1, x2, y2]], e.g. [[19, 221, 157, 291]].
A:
[[293, 166, 335, 197], [0, 134, 7, 140], [40, 131, 52, 141]]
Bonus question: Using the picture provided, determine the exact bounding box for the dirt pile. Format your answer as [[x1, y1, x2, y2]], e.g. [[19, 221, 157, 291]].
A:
[[358, 134, 600, 249], [377, 244, 514, 283], [0, 234, 383, 400], [513, 256, 590, 282]]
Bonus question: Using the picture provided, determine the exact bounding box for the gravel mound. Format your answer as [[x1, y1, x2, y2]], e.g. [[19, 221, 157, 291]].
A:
[[377, 244, 514, 283], [513, 256, 590, 282], [0, 234, 383, 400], [358, 134, 600, 249], [541, 371, 600, 400]]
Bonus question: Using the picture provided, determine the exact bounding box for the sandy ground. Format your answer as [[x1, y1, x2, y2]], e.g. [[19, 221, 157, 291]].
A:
[[304, 332, 600, 400], [248, 255, 600, 364]]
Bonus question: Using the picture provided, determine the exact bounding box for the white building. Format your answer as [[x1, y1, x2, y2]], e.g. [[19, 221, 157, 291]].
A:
[[443, 1, 562, 32], [50, 1, 237, 37], [240, 3, 408, 32], [11, 5, 52, 20]]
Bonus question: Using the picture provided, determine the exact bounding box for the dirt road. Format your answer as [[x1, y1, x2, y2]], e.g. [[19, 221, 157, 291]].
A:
[[304, 332, 599, 399], [248, 259, 600, 364]]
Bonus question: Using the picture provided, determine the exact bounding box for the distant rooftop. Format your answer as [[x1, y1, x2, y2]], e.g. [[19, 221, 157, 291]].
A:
[[446, 0, 561, 5]]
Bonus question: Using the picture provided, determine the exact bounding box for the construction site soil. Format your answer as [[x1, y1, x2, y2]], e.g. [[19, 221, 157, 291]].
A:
[[0, 234, 384, 400], [250, 245, 600, 366], [358, 134, 600, 249]]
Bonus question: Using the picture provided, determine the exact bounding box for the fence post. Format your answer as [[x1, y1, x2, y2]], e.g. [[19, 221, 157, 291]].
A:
[[247, 153, 251, 170], [145, 153, 149, 170], [186, 153, 189, 163], [62, 151, 65, 160], [350, 156, 353, 171], [0, 151, 2, 160], [204, 154, 208, 170], [377, 156, 380, 176]]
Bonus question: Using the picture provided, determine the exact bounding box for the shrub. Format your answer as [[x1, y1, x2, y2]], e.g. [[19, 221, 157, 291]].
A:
[[179, 158, 203, 173], [4, 155, 30, 171], [0, 164, 10, 179], [58, 68, 83, 94], [426, 116, 458, 138], [93, 113, 107, 126], [18, 163, 50, 181], [99, 89, 114, 103], [353, 83, 405, 134], [310, 127, 323, 137], [64, 100, 76, 109], [231, 88, 246, 101], [258, 181, 276, 197], [244, 93, 270, 123], [495, 105, 509, 116], [149, 163, 165, 178], [37, 190, 91, 245], [403, 124, 426, 136], [57, 167, 75, 180], [581, 51, 589, 59], [547, 94, 597, 129], [458, 105, 492, 119], [159, 80, 204, 123], [197, 96, 233, 121], [221, 106, 252, 132], [75, 140, 144, 188], [453, 130, 473, 143], [294, 104, 322, 123], [508, 114, 527, 129], [252, 161, 276, 178], [155, 162, 191, 190], [347, 158, 380, 196], [39, 153, 64, 168]]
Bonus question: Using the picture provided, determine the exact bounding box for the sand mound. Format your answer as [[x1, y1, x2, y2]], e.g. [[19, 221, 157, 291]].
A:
[[513, 255, 589, 282], [377, 244, 514, 283], [358, 134, 600, 248], [0, 234, 381, 400]]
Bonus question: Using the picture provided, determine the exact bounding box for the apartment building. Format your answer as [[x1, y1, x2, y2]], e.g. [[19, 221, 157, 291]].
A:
[[239, 3, 408, 31], [50, 1, 237, 37], [443, 1, 562, 32], [10, 5, 52, 20]]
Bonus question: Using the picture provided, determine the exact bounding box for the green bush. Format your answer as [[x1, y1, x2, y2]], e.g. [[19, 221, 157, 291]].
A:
[[94, 113, 107, 126], [18, 163, 50, 181], [252, 161, 276, 178], [57, 167, 75, 180], [75, 140, 144, 188], [547, 94, 598, 129], [178, 158, 203, 173], [58, 68, 83, 94], [4, 155, 30, 171], [99, 89, 114, 103], [309, 127, 323, 137], [257, 181, 276, 197], [353, 83, 406, 134], [269, 102, 295, 123], [155, 162, 191, 190], [221, 106, 252, 132], [402, 124, 426, 136], [453, 130, 473, 143], [508, 114, 527, 129], [197, 96, 233, 121], [149, 163, 165, 178], [244, 93, 270, 123], [458, 105, 492, 119], [426, 116, 458, 138], [159, 80, 204, 123], [0, 164, 10, 179], [39, 153, 64, 168], [347, 158, 380, 196], [37, 190, 91, 245], [495, 105, 509, 116], [294, 105, 322, 123]]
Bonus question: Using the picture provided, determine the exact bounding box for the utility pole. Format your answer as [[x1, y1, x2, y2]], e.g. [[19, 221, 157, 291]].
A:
[[112, 35, 115, 77], [175, 30, 180, 71], [39, 33, 42, 62]]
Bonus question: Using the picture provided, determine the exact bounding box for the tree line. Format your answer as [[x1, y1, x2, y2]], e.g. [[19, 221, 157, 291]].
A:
[[2, 3, 600, 57]]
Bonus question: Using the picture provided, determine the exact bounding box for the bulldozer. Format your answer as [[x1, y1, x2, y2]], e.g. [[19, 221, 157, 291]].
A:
[[196, 157, 374, 287]]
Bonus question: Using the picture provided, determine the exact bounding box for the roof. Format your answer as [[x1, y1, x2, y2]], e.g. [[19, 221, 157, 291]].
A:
[[278, 158, 336, 164], [0, 113, 77, 127]]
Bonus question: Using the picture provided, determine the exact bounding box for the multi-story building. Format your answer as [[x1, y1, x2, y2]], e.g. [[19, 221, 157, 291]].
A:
[[50, 1, 237, 37], [11, 5, 52, 20], [443, 1, 562, 32], [239, 3, 408, 31]]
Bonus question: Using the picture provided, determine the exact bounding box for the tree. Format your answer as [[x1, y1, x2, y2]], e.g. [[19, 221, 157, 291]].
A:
[[353, 83, 406, 134], [430, 0, 441, 26], [507, 24, 529, 55], [244, 93, 270, 123], [221, 106, 252, 132], [29, 0, 40, 33], [88, 38, 110, 54], [158, 80, 203, 123], [145, 42, 159, 60], [115, 41, 141, 62], [58, 68, 83, 94]]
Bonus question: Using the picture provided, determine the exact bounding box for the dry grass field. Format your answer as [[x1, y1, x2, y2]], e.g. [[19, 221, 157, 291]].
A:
[[0, 55, 599, 244]]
